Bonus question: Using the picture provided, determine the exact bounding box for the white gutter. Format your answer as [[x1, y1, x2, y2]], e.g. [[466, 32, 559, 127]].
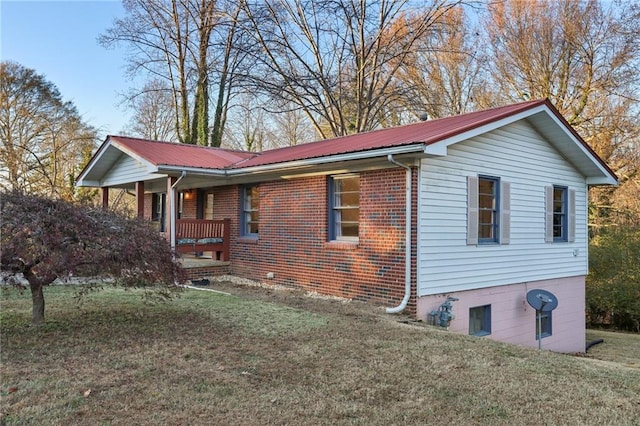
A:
[[386, 154, 412, 314], [170, 171, 187, 250]]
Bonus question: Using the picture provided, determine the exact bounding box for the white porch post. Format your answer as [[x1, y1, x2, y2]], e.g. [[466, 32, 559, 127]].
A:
[[168, 172, 187, 250], [167, 176, 177, 249]]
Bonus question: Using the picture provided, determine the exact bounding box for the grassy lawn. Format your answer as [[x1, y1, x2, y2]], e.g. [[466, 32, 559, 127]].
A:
[[2, 283, 639, 425], [586, 329, 640, 368]]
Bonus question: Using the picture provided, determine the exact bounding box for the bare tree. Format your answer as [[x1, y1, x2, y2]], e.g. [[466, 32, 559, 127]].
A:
[[100, 0, 246, 146], [124, 79, 177, 141], [224, 94, 270, 152], [484, 0, 640, 229], [0, 61, 97, 200], [100, 0, 191, 141], [208, 1, 250, 147], [392, 6, 489, 120], [241, 0, 461, 139], [271, 103, 316, 147]]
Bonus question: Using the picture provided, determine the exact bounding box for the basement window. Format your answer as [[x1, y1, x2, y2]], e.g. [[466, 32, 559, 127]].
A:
[[536, 311, 552, 339], [469, 305, 491, 336]]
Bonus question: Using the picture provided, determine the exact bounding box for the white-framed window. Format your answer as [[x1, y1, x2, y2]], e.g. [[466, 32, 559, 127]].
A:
[[553, 186, 568, 241], [478, 176, 500, 243], [467, 175, 510, 245], [329, 174, 360, 241], [241, 185, 259, 237], [545, 186, 575, 243]]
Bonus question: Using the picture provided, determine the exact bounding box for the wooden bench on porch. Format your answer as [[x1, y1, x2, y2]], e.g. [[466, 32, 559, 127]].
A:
[[175, 219, 230, 261]]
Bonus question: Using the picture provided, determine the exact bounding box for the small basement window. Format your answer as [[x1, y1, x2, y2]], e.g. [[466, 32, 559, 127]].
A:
[[536, 311, 552, 339], [469, 305, 491, 336]]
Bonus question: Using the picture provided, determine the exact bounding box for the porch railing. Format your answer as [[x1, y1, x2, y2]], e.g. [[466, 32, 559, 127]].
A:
[[175, 218, 230, 261]]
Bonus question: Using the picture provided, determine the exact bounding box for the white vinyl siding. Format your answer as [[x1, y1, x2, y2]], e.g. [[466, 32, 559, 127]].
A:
[[101, 155, 156, 187], [418, 120, 588, 296]]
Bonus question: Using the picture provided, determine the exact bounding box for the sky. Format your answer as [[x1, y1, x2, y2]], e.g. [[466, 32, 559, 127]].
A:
[[1, 0, 132, 138]]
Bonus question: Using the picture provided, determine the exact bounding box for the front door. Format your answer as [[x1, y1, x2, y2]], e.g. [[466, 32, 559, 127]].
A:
[[197, 190, 215, 220]]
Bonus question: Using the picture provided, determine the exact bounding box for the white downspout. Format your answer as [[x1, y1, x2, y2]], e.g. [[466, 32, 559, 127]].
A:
[[170, 171, 187, 251], [386, 154, 412, 314]]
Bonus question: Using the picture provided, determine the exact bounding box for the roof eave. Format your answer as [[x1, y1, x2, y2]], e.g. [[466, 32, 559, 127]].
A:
[[226, 143, 428, 175], [75, 136, 160, 188], [156, 165, 228, 176], [587, 176, 619, 186], [75, 135, 113, 186], [75, 179, 101, 187], [424, 102, 618, 186]]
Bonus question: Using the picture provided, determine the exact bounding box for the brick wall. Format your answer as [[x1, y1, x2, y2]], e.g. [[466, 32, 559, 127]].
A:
[[184, 264, 231, 279], [143, 194, 153, 220], [181, 193, 198, 219], [206, 167, 418, 313]]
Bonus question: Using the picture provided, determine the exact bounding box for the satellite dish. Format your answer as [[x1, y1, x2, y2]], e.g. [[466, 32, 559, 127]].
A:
[[526, 289, 558, 312], [526, 289, 558, 350]]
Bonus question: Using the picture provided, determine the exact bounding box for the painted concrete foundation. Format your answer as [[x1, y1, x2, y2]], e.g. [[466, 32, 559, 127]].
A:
[[416, 276, 586, 353]]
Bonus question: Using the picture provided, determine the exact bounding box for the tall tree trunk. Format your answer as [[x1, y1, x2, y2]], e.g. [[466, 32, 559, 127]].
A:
[[190, 0, 215, 146], [24, 268, 55, 325], [30, 284, 45, 325], [210, 4, 241, 147], [210, 69, 227, 148]]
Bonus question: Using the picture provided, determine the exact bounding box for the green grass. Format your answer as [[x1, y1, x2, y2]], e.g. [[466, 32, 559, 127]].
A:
[[2, 284, 640, 425], [586, 329, 640, 368]]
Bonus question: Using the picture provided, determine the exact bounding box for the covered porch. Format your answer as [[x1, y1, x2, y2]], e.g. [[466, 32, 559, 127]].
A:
[[97, 177, 231, 263], [99, 180, 232, 281], [74, 136, 252, 270]]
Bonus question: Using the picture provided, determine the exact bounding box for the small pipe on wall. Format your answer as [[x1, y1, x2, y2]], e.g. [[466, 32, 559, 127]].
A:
[[386, 154, 412, 314]]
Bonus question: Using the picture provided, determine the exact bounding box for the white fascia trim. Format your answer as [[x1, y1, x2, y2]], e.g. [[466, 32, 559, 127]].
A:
[[101, 173, 168, 187], [76, 179, 101, 187], [226, 144, 427, 176], [542, 111, 618, 184], [157, 165, 227, 176], [76, 140, 114, 184], [423, 143, 447, 156], [587, 176, 619, 186], [78, 139, 160, 186]]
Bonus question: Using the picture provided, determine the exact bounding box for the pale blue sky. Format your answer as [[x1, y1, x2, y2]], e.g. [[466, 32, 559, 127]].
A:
[[1, 0, 131, 138]]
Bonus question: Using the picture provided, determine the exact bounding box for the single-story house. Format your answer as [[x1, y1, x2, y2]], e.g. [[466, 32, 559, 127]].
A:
[[76, 99, 617, 352]]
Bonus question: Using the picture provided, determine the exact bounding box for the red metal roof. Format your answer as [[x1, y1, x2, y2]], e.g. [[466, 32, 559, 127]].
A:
[[82, 99, 613, 182], [231, 99, 547, 168], [78, 99, 615, 187], [110, 136, 255, 169], [102, 100, 548, 172]]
